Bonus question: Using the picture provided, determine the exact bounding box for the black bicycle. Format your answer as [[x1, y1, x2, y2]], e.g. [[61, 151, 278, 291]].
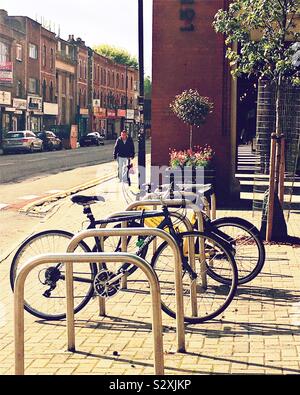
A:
[[151, 183, 266, 285], [10, 194, 238, 324]]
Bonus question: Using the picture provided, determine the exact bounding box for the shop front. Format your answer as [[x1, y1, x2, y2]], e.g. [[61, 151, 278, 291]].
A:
[[0, 90, 12, 144], [43, 102, 58, 130], [27, 95, 43, 132], [78, 108, 89, 137], [92, 103, 107, 135], [125, 109, 136, 138], [13, 98, 27, 131], [106, 109, 117, 140]]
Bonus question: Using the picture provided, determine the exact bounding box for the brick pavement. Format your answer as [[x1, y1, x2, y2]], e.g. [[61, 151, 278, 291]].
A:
[[0, 172, 300, 375]]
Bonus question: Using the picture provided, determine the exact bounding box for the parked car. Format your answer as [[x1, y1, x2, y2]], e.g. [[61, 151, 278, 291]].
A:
[[36, 131, 63, 151], [2, 131, 43, 154], [79, 132, 104, 147]]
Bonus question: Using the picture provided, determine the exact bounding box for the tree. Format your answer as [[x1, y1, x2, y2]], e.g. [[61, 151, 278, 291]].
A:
[[170, 89, 213, 150], [213, 0, 300, 241], [93, 44, 138, 69], [144, 75, 152, 99]]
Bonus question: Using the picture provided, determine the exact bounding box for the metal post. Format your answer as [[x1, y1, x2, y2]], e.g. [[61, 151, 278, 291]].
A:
[[266, 133, 277, 241], [121, 221, 128, 289], [138, 0, 146, 190], [14, 252, 164, 376], [67, 228, 186, 353]]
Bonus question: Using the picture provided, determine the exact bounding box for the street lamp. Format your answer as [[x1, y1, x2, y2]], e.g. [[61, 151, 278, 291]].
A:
[[138, 0, 146, 190]]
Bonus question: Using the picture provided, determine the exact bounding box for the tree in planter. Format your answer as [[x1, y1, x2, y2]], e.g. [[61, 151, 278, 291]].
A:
[[170, 89, 214, 150], [213, 0, 300, 241]]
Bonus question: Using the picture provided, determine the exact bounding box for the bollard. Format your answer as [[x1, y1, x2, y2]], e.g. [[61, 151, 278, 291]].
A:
[[14, 252, 164, 376]]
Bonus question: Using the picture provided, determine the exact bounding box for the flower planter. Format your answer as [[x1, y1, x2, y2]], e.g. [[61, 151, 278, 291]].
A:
[[165, 166, 216, 187]]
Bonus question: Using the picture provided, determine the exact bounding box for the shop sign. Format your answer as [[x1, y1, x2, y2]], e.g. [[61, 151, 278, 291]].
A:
[[93, 99, 101, 107], [5, 107, 16, 112], [27, 96, 43, 112], [44, 102, 58, 115], [80, 108, 89, 115], [117, 109, 126, 117], [179, 0, 195, 32], [0, 62, 13, 84], [94, 107, 106, 118], [0, 91, 11, 105], [107, 109, 116, 118], [126, 109, 135, 119], [13, 98, 27, 110], [14, 110, 23, 115]]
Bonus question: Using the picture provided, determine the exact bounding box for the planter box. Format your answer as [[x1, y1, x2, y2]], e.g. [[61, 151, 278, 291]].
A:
[[165, 166, 216, 188]]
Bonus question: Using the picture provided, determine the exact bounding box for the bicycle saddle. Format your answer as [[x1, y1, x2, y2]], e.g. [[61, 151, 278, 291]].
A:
[[71, 195, 105, 205]]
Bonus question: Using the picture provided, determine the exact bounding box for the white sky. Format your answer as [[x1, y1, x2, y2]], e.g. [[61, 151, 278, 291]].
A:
[[1, 0, 153, 76]]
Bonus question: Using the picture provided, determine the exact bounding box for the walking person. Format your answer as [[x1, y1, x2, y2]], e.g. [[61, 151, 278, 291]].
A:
[[113, 130, 135, 183]]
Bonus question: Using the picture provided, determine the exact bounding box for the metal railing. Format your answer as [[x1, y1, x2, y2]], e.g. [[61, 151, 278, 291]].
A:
[[67, 228, 186, 354], [14, 252, 164, 375]]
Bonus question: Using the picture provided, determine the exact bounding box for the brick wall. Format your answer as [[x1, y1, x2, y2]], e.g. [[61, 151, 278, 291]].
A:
[[152, 0, 233, 198]]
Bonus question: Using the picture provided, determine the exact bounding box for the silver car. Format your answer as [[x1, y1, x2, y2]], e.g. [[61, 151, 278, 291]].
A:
[[2, 131, 44, 154]]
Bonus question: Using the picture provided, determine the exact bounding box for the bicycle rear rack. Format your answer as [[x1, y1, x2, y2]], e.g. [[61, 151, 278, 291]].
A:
[[14, 252, 165, 375]]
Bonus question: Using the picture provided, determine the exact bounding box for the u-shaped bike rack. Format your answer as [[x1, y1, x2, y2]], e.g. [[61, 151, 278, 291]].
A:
[[14, 252, 164, 375], [66, 228, 186, 355]]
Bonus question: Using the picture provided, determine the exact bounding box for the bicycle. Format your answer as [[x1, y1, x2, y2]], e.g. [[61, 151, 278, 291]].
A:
[[146, 182, 266, 285], [10, 194, 238, 324]]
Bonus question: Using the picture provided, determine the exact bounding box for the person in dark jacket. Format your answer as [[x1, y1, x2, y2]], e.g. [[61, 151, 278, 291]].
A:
[[113, 130, 135, 182]]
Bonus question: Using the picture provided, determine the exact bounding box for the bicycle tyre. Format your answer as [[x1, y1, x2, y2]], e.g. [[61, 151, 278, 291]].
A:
[[10, 229, 97, 321], [209, 217, 266, 285], [151, 231, 238, 324]]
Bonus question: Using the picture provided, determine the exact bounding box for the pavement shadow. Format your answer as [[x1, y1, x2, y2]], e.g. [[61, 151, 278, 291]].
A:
[[234, 285, 300, 306]]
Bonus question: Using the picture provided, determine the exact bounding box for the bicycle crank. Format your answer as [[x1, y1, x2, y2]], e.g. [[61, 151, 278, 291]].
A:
[[93, 270, 121, 298]]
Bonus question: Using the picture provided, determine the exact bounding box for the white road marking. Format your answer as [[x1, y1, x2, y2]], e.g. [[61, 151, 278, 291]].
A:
[[0, 203, 9, 210], [0, 162, 15, 166], [27, 157, 48, 162], [18, 195, 40, 200], [45, 189, 63, 194]]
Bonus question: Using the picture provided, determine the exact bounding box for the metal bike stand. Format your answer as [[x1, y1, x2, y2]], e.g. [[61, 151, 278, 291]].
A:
[[67, 228, 186, 354], [126, 199, 209, 318], [102, 209, 194, 292], [14, 252, 164, 376], [155, 183, 217, 220]]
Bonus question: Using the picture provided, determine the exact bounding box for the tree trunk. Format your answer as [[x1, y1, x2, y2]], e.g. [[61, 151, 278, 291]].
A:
[[265, 75, 288, 241], [189, 125, 193, 150]]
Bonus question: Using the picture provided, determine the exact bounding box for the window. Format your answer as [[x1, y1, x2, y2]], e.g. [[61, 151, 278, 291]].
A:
[[121, 74, 124, 90], [50, 48, 54, 70], [16, 44, 22, 61], [97, 65, 100, 82], [131, 77, 133, 91], [49, 81, 54, 102], [29, 43, 38, 59], [42, 79, 47, 101], [107, 71, 110, 87], [42, 45, 46, 67], [116, 73, 119, 89], [112, 72, 115, 88], [0, 41, 9, 63], [84, 61, 87, 79], [16, 80, 22, 97], [79, 60, 82, 79], [28, 78, 38, 93]]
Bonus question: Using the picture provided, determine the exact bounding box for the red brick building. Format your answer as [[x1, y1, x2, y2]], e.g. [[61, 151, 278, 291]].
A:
[[41, 27, 57, 129], [152, 0, 237, 199], [91, 50, 138, 139]]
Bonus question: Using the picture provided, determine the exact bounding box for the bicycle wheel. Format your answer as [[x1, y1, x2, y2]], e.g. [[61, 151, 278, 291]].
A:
[[151, 231, 238, 324], [10, 230, 97, 321], [209, 217, 265, 285]]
